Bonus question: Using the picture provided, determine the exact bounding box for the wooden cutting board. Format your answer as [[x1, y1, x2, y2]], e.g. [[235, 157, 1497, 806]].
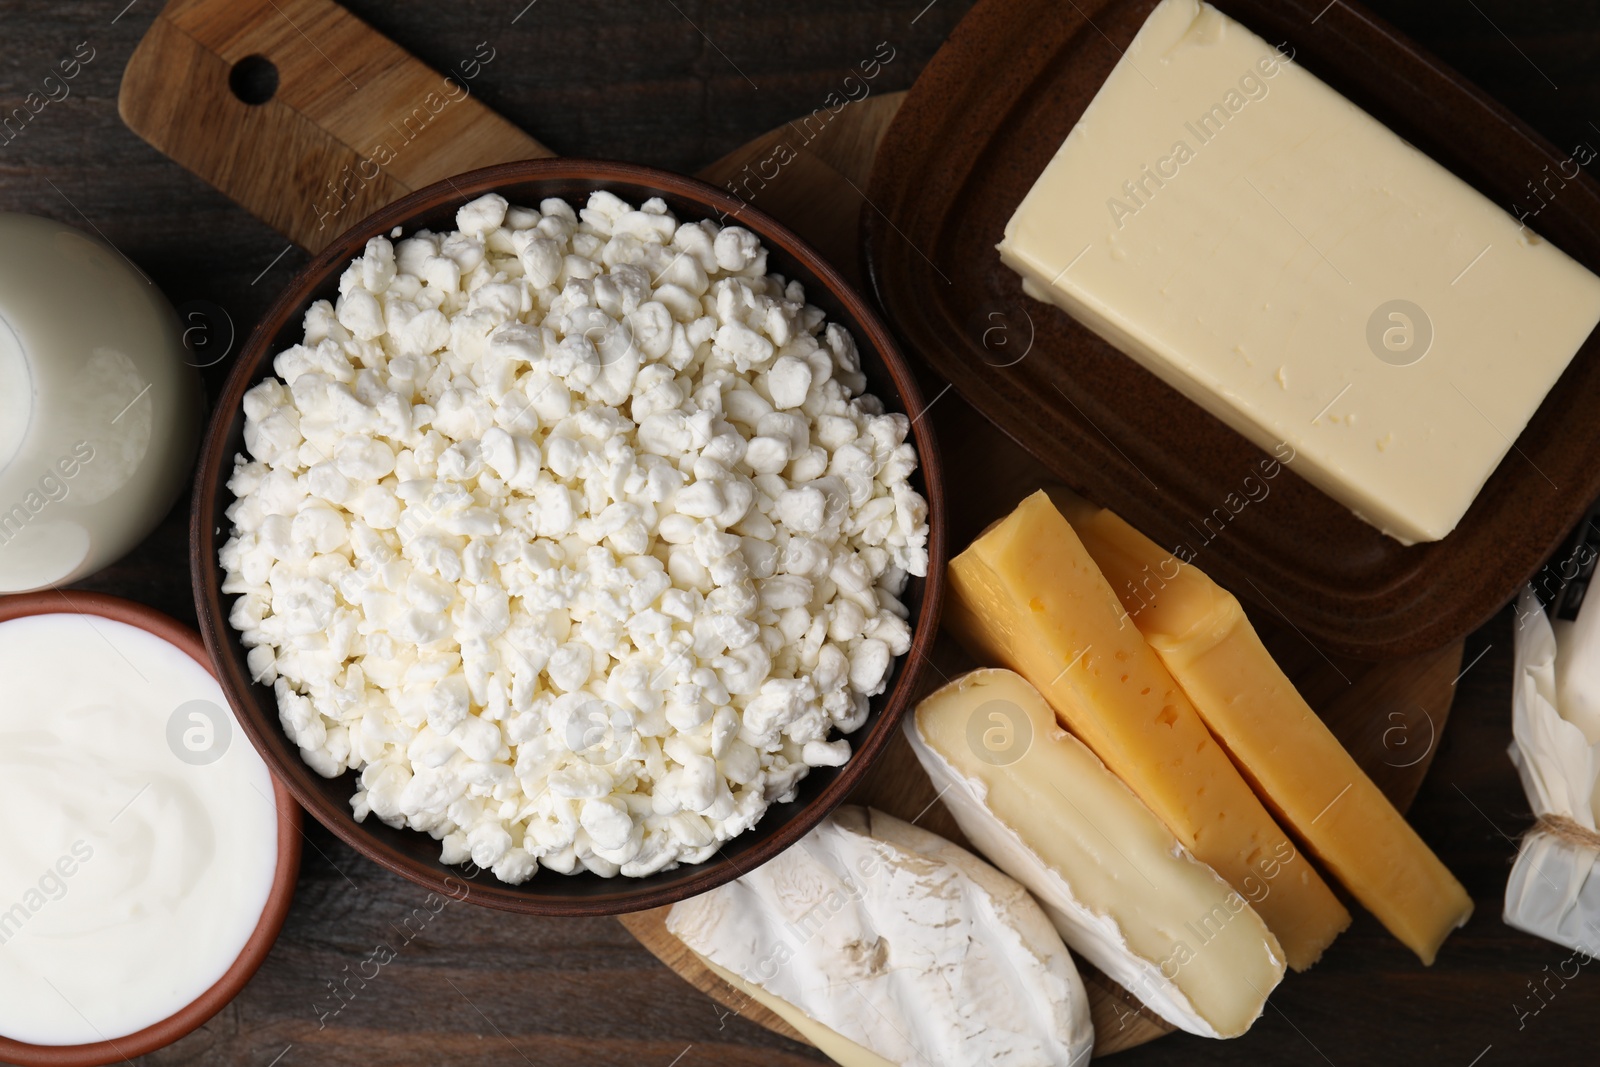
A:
[[119, 0, 1465, 1058], [119, 0, 550, 253]]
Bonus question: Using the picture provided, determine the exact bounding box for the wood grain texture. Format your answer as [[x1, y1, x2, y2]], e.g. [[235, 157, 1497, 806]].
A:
[[1, 0, 1597, 1063], [118, 0, 549, 253]]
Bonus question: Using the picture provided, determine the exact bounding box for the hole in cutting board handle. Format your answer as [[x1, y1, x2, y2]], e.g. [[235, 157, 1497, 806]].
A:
[[228, 55, 278, 106]]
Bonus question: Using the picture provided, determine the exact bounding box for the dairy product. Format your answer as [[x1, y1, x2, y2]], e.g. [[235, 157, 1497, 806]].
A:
[[0, 312, 31, 473], [908, 669, 1284, 1039], [1055, 489, 1473, 964], [696, 954, 895, 1067], [220, 192, 930, 881], [999, 0, 1600, 544], [667, 806, 1094, 1064], [944, 490, 1349, 969], [0, 611, 279, 1046], [0, 213, 201, 591]]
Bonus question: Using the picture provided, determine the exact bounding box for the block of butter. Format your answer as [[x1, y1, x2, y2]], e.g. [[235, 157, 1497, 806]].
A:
[[999, 0, 1600, 544], [1053, 487, 1475, 964], [946, 490, 1350, 971]]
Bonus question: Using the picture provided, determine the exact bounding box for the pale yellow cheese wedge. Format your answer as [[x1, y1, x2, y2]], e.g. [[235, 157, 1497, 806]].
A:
[[946, 490, 1350, 970], [1052, 489, 1474, 965], [910, 668, 1284, 1038], [696, 954, 893, 1067]]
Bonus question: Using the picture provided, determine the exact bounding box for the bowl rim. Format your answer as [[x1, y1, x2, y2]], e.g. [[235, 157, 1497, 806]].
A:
[[190, 157, 947, 916], [0, 590, 302, 1067]]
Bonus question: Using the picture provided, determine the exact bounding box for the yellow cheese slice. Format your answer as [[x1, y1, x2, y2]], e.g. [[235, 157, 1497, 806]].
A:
[[1052, 488, 1474, 964], [945, 490, 1350, 970]]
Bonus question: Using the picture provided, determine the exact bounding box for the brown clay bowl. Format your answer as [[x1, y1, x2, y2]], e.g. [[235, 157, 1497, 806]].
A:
[[0, 591, 301, 1067], [190, 159, 947, 916]]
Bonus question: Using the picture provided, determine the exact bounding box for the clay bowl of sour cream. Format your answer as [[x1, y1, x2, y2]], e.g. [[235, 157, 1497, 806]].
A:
[[0, 591, 300, 1067], [189, 159, 946, 917]]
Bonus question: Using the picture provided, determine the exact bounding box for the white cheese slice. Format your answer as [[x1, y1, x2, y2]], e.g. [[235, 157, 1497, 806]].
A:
[[666, 805, 1094, 1066], [906, 669, 1285, 1039], [695, 955, 895, 1067], [999, 0, 1600, 544]]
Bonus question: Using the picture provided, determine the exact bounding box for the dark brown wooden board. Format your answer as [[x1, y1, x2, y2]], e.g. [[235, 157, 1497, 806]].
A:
[[863, 0, 1600, 661], [1, 0, 1595, 1063]]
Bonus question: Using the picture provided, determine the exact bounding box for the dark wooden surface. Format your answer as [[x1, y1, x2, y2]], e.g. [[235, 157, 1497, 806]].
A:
[[2, 1, 1598, 1064]]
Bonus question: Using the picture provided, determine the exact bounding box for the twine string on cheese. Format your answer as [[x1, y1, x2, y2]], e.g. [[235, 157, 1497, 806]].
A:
[[1532, 814, 1600, 851]]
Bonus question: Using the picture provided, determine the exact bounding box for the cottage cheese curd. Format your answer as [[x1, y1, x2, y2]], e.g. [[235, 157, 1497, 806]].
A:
[[220, 191, 929, 881]]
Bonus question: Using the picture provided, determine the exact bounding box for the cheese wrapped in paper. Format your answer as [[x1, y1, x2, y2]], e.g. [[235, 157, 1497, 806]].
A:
[[1505, 588, 1600, 956]]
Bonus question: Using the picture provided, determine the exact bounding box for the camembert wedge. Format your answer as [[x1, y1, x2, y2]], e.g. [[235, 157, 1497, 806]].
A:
[[667, 806, 1095, 1066], [1054, 489, 1474, 964], [909, 669, 1284, 1038], [945, 490, 1350, 970], [697, 956, 894, 1067]]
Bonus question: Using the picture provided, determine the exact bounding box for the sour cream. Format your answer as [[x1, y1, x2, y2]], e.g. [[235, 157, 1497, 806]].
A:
[[0, 612, 279, 1046]]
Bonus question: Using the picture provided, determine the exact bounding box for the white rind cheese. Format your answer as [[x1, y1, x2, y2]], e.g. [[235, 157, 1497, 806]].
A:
[[697, 955, 895, 1067], [666, 805, 1094, 1066], [1000, 0, 1600, 544], [907, 669, 1285, 1039]]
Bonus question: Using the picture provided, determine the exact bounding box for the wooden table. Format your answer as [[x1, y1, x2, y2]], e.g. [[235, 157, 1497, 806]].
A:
[[3, 1, 1597, 1063]]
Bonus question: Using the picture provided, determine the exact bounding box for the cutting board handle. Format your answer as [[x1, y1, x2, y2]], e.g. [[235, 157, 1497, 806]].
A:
[[118, 0, 552, 253]]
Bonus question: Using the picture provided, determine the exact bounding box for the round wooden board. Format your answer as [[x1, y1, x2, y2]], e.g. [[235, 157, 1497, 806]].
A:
[[618, 90, 1468, 1060]]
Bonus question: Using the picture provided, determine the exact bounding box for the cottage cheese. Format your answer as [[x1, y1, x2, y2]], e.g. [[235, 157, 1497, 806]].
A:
[[220, 192, 929, 881]]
